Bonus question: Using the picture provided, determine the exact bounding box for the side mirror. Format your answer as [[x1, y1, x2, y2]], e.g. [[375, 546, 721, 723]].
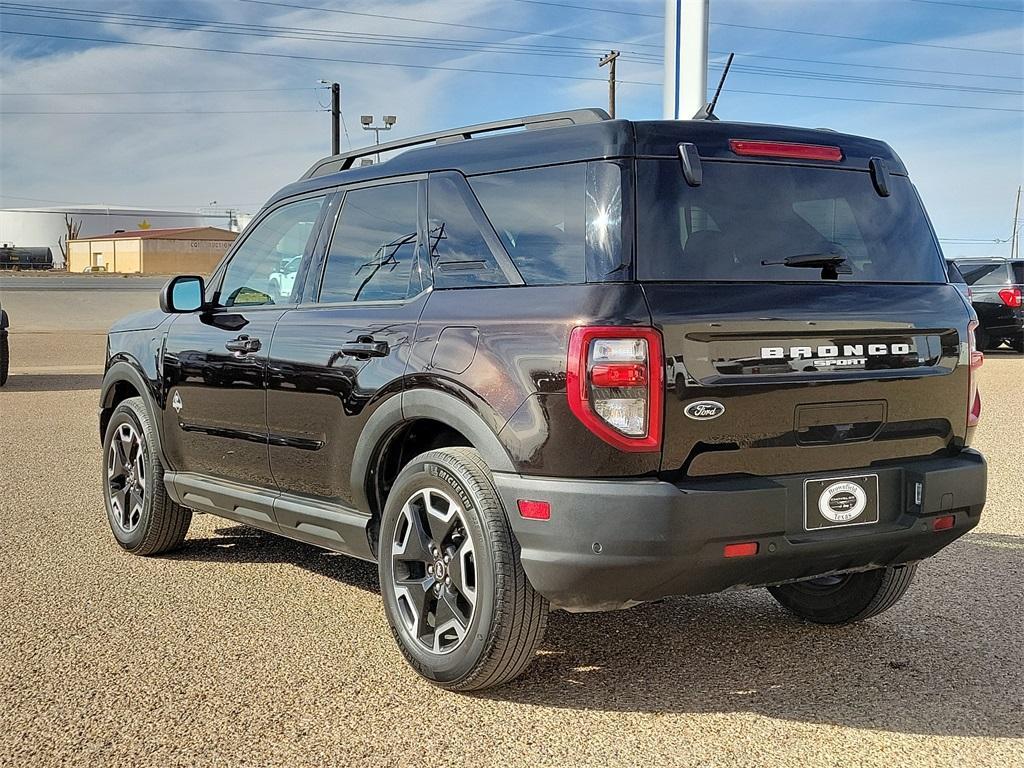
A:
[[160, 275, 205, 313]]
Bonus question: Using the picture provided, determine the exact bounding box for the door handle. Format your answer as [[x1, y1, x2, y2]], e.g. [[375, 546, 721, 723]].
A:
[[340, 337, 389, 358], [225, 334, 261, 355]]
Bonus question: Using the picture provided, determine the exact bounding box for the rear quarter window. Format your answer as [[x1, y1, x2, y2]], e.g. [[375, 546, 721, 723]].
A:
[[468, 161, 631, 285], [637, 160, 946, 283]]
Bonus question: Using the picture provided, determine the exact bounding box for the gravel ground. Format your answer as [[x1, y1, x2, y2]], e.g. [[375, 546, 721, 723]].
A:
[[1, 330, 1022, 767]]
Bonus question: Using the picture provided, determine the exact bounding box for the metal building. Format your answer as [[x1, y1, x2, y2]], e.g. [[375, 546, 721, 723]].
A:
[[66, 227, 235, 274]]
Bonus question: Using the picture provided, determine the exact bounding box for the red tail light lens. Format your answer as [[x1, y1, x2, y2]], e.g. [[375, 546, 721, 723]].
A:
[[729, 139, 843, 162], [567, 326, 664, 452], [998, 287, 1022, 307], [967, 320, 983, 430]]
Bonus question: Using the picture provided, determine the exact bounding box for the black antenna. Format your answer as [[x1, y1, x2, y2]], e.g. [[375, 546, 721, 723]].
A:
[[693, 52, 734, 121]]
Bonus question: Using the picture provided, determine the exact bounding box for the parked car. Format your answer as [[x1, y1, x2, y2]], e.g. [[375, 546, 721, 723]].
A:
[[98, 109, 987, 690], [950, 257, 1024, 352], [268, 255, 302, 302], [0, 296, 8, 386]]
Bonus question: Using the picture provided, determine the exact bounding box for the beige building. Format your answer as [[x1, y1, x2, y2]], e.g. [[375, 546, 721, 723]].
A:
[[67, 227, 236, 274]]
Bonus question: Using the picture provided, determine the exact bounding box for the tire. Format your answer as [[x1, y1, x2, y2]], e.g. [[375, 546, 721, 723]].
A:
[[378, 447, 548, 691], [102, 397, 191, 555], [1012, 333, 1024, 354], [767, 564, 917, 625], [0, 333, 8, 386]]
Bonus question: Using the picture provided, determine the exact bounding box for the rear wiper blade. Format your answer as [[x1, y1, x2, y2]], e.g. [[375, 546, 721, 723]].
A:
[[761, 252, 848, 268]]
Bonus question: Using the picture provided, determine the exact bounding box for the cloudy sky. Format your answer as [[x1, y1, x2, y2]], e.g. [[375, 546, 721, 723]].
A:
[[0, 0, 1021, 257]]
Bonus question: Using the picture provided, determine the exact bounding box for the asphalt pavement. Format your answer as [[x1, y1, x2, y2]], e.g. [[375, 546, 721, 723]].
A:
[[0, 287, 1021, 767]]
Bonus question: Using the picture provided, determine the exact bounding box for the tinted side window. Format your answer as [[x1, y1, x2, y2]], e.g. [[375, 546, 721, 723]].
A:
[[320, 182, 421, 303], [470, 164, 586, 285], [427, 174, 509, 288], [957, 262, 1009, 287], [219, 196, 324, 307]]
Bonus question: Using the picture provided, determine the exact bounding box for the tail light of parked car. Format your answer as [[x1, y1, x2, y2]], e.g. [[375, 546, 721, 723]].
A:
[[967, 320, 983, 429], [998, 287, 1022, 308], [567, 327, 663, 452]]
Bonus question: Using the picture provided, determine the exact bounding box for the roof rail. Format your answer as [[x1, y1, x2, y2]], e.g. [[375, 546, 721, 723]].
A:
[[300, 108, 611, 180]]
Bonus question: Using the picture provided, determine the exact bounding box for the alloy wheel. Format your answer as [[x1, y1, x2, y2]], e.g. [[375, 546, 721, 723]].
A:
[[391, 488, 477, 654], [107, 422, 146, 534]]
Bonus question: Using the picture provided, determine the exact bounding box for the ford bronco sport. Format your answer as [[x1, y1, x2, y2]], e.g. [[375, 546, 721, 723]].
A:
[[99, 109, 987, 690]]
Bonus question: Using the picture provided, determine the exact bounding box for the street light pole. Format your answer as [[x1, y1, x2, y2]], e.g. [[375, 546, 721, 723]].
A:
[[361, 115, 397, 163]]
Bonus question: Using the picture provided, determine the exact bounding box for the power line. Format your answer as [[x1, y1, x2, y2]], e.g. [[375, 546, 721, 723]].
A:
[[509, 0, 660, 17], [0, 5, 649, 62], [0, 87, 316, 96], [908, 0, 1023, 11], [3, 29, 1022, 113], [0, 29, 657, 85], [6, 6, 1021, 98], [712, 21, 1024, 56], [512, 0, 1024, 56], [230, 0, 662, 49], [709, 49, 1023, 81], [725, 86, 1023, 112], [1, 110, 321, 115]]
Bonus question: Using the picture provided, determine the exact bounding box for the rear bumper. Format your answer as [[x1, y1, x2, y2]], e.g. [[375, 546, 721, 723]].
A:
[[494, 450, 986, 612]]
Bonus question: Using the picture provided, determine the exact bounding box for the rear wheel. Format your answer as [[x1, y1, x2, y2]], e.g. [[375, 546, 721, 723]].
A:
[[1012, 333, 1024, 354], [767, 564, 916, 624], [378, 447, 548, 691], [102, 397, 191, 555]]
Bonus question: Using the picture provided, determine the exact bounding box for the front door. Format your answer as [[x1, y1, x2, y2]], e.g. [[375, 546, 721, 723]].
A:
[[162, 194, 328, 488]]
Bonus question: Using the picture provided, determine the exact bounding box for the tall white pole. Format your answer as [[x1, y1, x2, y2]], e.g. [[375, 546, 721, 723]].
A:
[[663, 0, 710, 120]]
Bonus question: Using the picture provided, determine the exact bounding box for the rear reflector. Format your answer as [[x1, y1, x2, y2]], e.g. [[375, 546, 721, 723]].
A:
[[729, 139, 843, 162], [723, 542, 759, 558], [933, 514, 955, 531], [517, 499, 550, 520], [998, 287, 1022, 308]]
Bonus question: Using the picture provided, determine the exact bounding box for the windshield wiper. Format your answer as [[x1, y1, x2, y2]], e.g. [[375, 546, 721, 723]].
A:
[[761, 252, 852, 280], [761, 252, 847, 268]]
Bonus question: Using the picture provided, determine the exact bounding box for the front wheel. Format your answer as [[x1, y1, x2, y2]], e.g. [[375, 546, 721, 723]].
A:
[[102, 397, 192, 555], [378, 447, 548, 691], [767, 564, 917, 624]]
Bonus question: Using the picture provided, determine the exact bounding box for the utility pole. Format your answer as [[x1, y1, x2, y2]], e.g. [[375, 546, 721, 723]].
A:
[[330, 82, 340, 155], [599, 50, 620, 118], [1011, 185, 1021, 259], [361, 115, 397, 163]]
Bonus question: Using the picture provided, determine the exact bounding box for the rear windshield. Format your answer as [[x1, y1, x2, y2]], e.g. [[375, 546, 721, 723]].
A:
[[956, 261, 1010, 287], [637, 160, 946, 283]]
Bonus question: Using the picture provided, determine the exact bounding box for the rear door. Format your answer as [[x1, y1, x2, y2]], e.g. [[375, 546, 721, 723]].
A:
[[266, 178, 426, 520], [636, 155, 972, 480]]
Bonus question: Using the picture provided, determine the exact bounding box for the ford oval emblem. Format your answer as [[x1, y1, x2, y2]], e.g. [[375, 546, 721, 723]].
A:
[[684, 400, 725, 421]]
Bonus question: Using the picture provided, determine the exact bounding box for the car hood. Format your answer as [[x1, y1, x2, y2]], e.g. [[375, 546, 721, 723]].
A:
[[109, 308, 171, 333]]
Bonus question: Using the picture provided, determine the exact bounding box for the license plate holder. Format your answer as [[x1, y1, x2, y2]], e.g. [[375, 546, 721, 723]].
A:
[[803, 474, 879, 531]]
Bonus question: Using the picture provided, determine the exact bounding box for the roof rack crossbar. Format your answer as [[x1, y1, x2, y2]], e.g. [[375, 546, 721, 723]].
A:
[[300, 108, 610, 180]]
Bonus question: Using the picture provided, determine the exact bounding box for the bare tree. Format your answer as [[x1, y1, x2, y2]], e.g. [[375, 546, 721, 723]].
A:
[[57, 213, 82, 269]]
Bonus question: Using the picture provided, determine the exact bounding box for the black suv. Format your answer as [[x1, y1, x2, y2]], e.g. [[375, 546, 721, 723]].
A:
[[949, 257, 1024, 352], [100, 109, 987, 690]]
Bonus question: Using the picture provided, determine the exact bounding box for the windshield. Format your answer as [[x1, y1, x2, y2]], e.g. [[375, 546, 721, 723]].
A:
[[637, 160, 946, 283]]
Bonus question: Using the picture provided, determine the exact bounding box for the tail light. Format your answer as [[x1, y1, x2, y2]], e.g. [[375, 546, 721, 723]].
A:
[[967, 320, 983, 429], [998, 287, 1022, 308], [567, 326, 663, 452]]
